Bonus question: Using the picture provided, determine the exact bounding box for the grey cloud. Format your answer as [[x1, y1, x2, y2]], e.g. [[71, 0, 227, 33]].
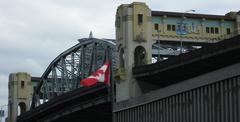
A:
[[0, 1, 239, 119]]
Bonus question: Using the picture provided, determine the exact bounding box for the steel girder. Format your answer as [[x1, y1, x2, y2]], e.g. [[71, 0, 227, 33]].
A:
[[31, 38, 116, 109]]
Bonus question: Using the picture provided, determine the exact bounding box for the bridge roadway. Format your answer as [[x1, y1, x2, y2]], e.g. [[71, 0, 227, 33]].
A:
[[133, 35, 240, 87], [17, 84, 112, 122]]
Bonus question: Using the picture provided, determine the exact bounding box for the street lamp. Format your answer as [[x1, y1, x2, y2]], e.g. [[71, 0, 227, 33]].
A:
[[157, 30, 161, 61], [0, 104, 7, 122], [179, 10, 196, 54]]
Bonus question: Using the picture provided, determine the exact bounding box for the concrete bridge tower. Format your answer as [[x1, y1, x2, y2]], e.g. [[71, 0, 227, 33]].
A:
[[7, 72, 32, 122], [115, 2, 154, 102]]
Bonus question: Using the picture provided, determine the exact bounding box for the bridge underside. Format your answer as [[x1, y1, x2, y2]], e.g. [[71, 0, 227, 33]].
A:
[[17, 84, 112, 122], [53, 102, 111, 122]]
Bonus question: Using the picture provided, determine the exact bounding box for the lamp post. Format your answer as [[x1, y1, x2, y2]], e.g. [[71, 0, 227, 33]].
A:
[[157, 30, 161, 61], [180, 10, 196, 54], [0, 104, 7, 122]]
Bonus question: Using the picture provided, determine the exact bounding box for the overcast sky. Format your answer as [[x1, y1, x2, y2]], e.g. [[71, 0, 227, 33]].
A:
[[0, 0, 239, 118]]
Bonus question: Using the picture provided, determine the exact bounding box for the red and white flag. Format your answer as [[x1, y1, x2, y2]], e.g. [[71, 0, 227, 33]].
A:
[[80, 61, 110, 87]]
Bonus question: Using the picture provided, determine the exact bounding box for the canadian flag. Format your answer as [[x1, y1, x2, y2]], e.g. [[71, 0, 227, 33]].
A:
[[80, 61, 110, 87]]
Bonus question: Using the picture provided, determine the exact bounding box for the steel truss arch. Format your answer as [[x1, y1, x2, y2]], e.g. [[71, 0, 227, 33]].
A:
[[31, 38, 116, 109]]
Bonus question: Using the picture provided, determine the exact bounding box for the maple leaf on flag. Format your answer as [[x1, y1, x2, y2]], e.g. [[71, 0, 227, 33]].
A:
[[80, 61, 110, 87]]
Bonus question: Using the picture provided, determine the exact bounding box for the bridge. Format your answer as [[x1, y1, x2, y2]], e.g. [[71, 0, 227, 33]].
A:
[[15, 34, 240, 122], [13, 2, 240, 122]]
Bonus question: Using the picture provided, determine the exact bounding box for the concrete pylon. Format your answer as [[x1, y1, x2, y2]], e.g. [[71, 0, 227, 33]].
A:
[[115, 2, 154, 102], [7, 72, 32, 122]]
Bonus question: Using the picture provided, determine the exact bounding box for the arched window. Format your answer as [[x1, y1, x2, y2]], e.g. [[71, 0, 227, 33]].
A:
[[134, 46, 147, 66], [18, 102, 26, 115]]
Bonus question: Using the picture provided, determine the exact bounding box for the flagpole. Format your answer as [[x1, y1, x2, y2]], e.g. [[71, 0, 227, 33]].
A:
[[107, 46, 115, 122]]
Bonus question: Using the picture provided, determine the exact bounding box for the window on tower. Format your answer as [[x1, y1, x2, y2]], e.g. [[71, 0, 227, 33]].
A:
[[227, 28, 231, 35], [206, 27, 210, 33], [210, 27, 214, 33], [138, 14, 143, 25], [215, 27, 219, 34], [167, 24, 176, 31], [154, 23, 159, 30], [167, 24, 171, 31], [21, 81, 25, 88], [172, 25, 176, 31]]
